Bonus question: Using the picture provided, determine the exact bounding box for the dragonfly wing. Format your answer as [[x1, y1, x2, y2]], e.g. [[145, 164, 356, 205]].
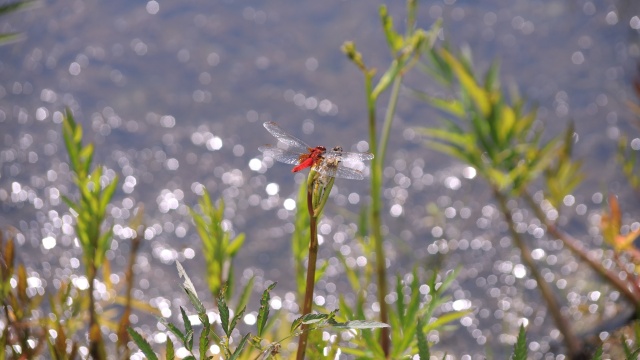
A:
[[341, 151, 375, 163], [330, 165, 365, 180], [314, 157, 365, 180], [263, 122, 311, 151], [325, 150, 374, 165], [259, 145, 301, 165]]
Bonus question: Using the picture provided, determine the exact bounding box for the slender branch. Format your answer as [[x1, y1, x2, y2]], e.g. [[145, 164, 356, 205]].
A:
[[522, 191, 640, 307], [494, 189, 582, 357]]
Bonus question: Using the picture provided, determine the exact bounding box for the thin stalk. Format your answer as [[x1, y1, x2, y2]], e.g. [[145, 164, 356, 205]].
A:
[[296, 171, 330, 360], [494, 189, 582, 357], [366, 74, 392, 357], [87, 262, 103, 359], [371, 75, 403, 358], [522, 191, 640, 307], [118, 233, 142, 357]]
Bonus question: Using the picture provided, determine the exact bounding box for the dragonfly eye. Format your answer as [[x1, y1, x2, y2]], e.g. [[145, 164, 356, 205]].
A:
[[332, 146, 343, 152], [318, 146, 327, 152]]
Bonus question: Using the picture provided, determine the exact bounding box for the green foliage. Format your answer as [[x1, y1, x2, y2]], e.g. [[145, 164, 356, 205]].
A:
[[0, 0, 38, 45], [189, 190, 245, 301], [416, 317, 430, 360], [0, 233, 47, 358], [544, 122, 584, 209], [417, 47, 562, 195], [591, 346, 602, 360], [130, 262, 387, 359], [62, 109, 119, 270], [341, 2, 442, 356], [60, 108, 121, 358], [618, 321, 640, 360], [618, 135, 640, 191], [511, 325, 527, 360], [127, 327, 158, 360], [291, 180, 313, 297]]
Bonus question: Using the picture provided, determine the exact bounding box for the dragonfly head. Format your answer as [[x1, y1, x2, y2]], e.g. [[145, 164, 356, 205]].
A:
[[317, 146, 327, 153], [331, 146, 343, 152]]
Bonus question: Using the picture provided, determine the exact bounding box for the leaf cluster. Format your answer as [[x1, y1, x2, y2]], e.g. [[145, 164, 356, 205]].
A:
[[61, 109, 119, 271], [189, 190, 245, 301], [416, 47, 567, 195]]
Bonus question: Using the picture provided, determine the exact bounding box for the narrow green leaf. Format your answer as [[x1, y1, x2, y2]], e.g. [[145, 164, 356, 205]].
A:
[[99, 176, 119, 214], [411, 91, 465, 118], [379, 5, 403, 53], [416, 318, 430, 360], [423, 310, 470, 333], [395, 276, 405, 327], [0, 32, 23, 45], [226, 233, 245, 256], [299, 313, 329, 326], [291, 316, 303, 333], [165, 337, 175, 360], [229, 306, 246, 334], [218, 290, 230, 336], [126, 328, 158, 360], [440, 48, 490, 116], [511, 325, 527, 360], [622, 334, 632, 358], [180, 307, 194, 350], [0, 0, 38, 15], [233, 277, 254, 319], [591, 346, 602, 360], [372, 60, 400, 100], [256, 282, 276, 336], [228, 333, 250, 360], [199, 322, 210, 360]]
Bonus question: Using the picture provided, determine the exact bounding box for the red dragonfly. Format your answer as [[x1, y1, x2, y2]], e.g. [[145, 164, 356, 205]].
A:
[[258, 121, 374, 180]]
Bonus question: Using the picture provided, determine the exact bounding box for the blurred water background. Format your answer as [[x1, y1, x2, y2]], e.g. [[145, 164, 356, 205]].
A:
[[2, 0, 640, 358]]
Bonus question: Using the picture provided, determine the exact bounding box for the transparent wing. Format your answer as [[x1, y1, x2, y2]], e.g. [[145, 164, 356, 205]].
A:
[[331, 165, 365, 180], [263, 121, 311, 151], [325, 149, 374, 164], [314, 156, 366, 180], [259, 144, 301, 165]]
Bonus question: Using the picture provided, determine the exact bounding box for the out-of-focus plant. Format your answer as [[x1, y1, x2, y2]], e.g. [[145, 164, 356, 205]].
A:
[[600, 195, 640, 290], [0, 230, 47, 358], [341, 0, 441, 355], [617, 136, 640, 191], [511, 325, 528, 360], [416, 45, 583, 356], [189, 190, 246, 302], [129, 262, 388, 359], [334, 267, 467, 358], [618, 65, 640, 193], [61, 108, 119, 358], [415, 43, 640, 357], [0, 0, 38, 45]]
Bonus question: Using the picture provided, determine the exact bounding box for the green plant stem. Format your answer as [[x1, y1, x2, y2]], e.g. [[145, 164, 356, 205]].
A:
[[521, 191, 640, 307], [87, 263, 103, 359], [370, 75, 402, 358], [296, 185, 320, 360], [378, 70, 402, 163], [494, 188, 581, 357], [366, 75, 390, 357]]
